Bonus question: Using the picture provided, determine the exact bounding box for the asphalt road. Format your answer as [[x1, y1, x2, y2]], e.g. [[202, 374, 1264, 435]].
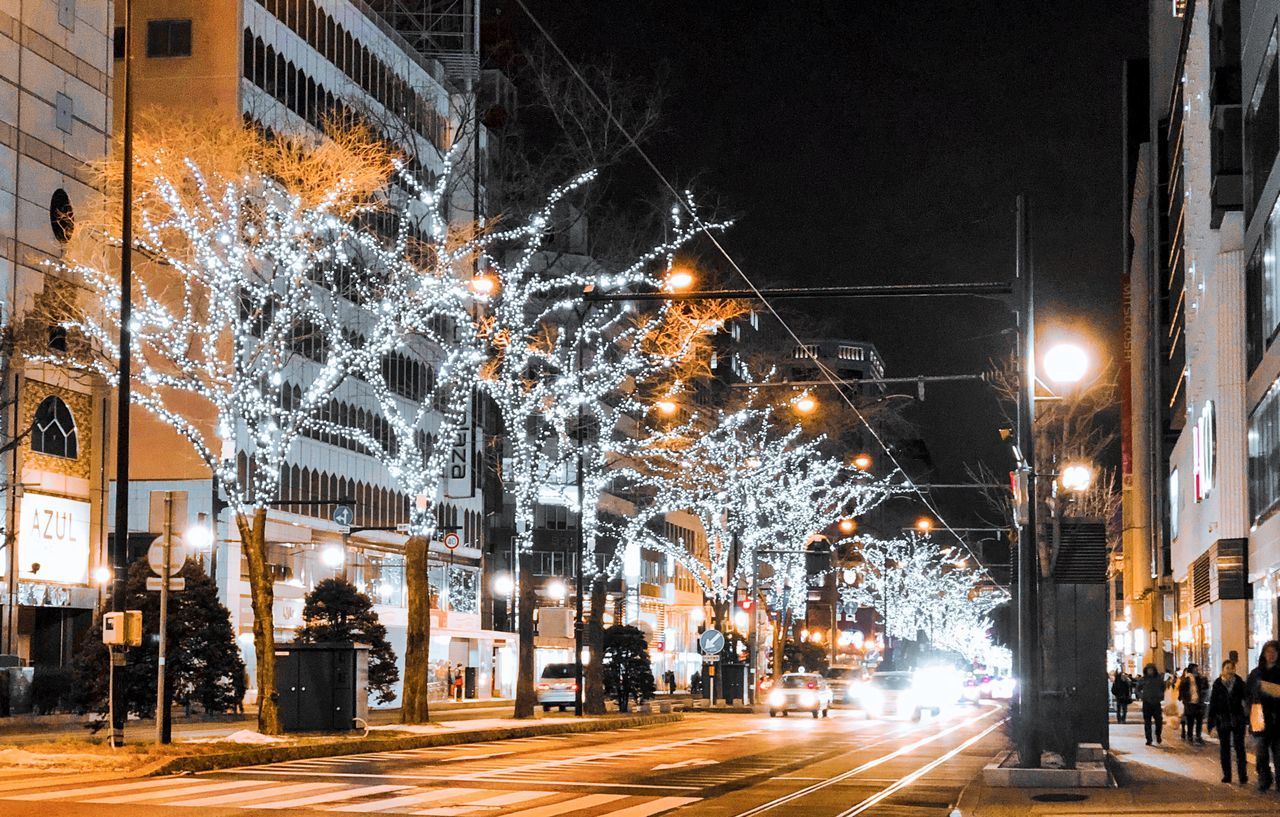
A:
[[0, 702, 1007, 817]]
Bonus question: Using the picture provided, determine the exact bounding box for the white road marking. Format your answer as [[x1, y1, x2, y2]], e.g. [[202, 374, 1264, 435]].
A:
[[481, 793, 626, 817], [325, 787, 486, 812], [5, 778, 206, 801], [463, 790, 557, 807], [597, 796, 701, 817], [83, 780, 268, 804], [652, 759, 718, 771], [255, 784, 412, 809], [169, 781, 340, 807]]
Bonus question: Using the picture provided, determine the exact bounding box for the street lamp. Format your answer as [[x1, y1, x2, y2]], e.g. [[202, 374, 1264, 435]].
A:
[[838, 518, 857, 536], [792, 392, 817, 415], [184, 522, 213, 550], [852, 453, 873, 470], [1060, 463, 1093, 493], [915, 517, 933, 533], [492, 572, 514, 597], [664, 268, 695, 292], [1043, 342, 1089, 385], [468, 274, 497, 297], [547, 579, 567, 604], [654, 399, 679, 417]]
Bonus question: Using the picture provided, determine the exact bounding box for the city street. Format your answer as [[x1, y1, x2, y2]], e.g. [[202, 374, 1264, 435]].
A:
[[0, 704, 1005, 817]]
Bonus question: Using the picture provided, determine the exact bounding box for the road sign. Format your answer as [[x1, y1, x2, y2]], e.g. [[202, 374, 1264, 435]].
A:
[[145, 577, 185, 592], [147, 537, 187, 576], [443, 532, 461, 550], [698, 628, 724, 655], [702, 654, 720, 664], [332, 503, 355, 527]]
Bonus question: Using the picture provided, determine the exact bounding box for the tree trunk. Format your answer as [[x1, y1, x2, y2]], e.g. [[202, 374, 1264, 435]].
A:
[[401, 535, 431, 724], [584, 579, 607, 715], [237, 509, 281, 735], [514, 551, 537, 719]]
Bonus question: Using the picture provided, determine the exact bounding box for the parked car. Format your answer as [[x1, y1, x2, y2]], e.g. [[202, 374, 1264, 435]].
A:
[[822, 665, 863, 703], [767, 672, 834, 718], [537, 663, 578, 712]]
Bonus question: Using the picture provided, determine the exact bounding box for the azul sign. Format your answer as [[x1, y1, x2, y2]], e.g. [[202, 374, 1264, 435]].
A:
[[1192, 401, 1215, 503], [17, 493, 91, 585]]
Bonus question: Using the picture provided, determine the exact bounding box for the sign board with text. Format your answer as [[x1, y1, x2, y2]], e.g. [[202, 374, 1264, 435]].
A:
[[16, 493, 90, 585]]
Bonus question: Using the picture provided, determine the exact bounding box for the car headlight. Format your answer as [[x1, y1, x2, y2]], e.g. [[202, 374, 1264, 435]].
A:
[[800, 691, 817, 707], [768, 690, 786, 707]]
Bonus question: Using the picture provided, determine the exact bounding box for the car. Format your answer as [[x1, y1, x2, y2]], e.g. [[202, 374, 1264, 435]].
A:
[[822, 665, 863, 704], [767, 672, 834, 718], [537, 663, 578, 712], [850, 670, 942, 721]]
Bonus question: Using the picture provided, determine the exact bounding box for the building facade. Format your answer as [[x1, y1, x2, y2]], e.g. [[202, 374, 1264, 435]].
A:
[[0, 0, 114, 676]]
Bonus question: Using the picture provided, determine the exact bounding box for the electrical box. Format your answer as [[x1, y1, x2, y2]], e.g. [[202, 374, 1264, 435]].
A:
[[274, 643, 369, 732], [102, 610, 143, 646]]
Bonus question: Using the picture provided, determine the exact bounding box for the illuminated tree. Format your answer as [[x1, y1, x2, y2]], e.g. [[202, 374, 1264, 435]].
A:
[[54, 117, 395, 734]]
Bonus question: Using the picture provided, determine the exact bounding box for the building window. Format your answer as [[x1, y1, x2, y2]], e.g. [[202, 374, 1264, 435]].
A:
[[31, 396, 78, 459], [1250, 380, 1280, 524], [113, 26, 125, 60], [838, 345, 865, 361], [536, 504, 576, 531], [49, 189, 74, 244], [532, 552, 567, 576], [146, 19, 192, 58], [793, 344, 818, 359], [1246, 25, 1279, 217], [54, 92, 73, 134]]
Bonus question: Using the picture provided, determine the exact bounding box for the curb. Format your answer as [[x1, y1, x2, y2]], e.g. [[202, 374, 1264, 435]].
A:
[[150, 713, 683, 775]]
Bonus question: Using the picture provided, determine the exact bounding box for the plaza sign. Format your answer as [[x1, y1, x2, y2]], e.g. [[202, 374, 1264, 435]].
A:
[[17, 493, 91, 585], [1192, 401, 1215, 503]]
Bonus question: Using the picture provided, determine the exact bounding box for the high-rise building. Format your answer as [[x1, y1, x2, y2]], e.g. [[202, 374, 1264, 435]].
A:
[[0, 1, 114, 675]]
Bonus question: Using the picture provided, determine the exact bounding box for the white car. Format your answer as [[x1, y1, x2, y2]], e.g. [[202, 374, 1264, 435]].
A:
[[537, 663, 578, 712], [767, 673, 834, 718], [822, 665, 863, 704], [851, 670, 949, 721]]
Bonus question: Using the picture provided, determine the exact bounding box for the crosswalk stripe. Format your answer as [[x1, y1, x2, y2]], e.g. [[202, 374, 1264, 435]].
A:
[[596, 797, 701, 817], [255, 784, 411, 809], [5, 778, 204, 801], [482, 793, 626, 817], [326, 787, 485, 813], [84, 780, 269, 804], [464, 791, 557, 807], [170, 782, 340, 807]]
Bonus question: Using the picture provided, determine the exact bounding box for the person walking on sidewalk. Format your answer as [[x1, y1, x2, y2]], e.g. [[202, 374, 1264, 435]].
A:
[[1248, 639, 1280, 792], [1208, 658, 1249, 785], [1140, 663, 1164, 745], [1180, 664, 1209, 744], [1112, 670, 1133, 724]]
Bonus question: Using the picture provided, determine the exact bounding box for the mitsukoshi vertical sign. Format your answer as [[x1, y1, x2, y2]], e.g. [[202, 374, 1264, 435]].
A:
[[16, 493, 91, 584]]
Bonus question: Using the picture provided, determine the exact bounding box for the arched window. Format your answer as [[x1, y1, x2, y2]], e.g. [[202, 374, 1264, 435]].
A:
[[31, 395, 78, 458]]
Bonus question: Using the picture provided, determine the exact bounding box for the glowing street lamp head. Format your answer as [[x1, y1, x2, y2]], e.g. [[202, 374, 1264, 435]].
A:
[[547, 579, 567, 602], [665, 268, 695, 292], [321, 545, 345, 569], [654, 399, 678, 417], [493, 572, 514, 597], [1044, 342, 1089, 384], [92, 566, 112, 585], [792, 392, 817, 415], [184, 524, 213, 550], [468, 275, 497, 297], [1060, 462, 1094, 492], [838, 518, 857, 536], [915, 517, 934, 533], [852, 453, 873, 471]]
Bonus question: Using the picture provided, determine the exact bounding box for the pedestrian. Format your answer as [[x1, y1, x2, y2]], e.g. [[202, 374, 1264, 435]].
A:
[[453, 663, 465, 701], [1207, 658, 1249, 784], [1111, 669, 1133, 724], [1248, 639, 1280, 792], [1140, 663, 1164, 746], [665, 670, 677, 695], [1179, 663, 1209, 744], [691, 669, 703, 696]]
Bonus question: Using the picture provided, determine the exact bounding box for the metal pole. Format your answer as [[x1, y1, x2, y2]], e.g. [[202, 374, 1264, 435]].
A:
[[155, 492, 172, 744], [747, 554, 757, 706], [1016, 193, 1041, 767], [573, 322, 585, 717], [110, 0, 135, 749]]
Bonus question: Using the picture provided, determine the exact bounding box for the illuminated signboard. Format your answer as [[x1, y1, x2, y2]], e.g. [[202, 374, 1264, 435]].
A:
[[1192, 401, 1215, 503], [17, 493, 91, 585]]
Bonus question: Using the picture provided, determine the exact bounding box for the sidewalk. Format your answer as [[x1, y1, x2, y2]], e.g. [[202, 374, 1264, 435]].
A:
[[961, 718, 1280, 815]]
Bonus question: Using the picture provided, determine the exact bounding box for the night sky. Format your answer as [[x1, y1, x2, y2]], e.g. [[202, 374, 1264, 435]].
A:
[[492, 1, 1147, 534]]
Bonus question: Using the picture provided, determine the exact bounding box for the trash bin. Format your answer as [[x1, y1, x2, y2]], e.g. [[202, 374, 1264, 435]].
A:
[[274, 642, 369, 732], [464, 666, 477, 699]]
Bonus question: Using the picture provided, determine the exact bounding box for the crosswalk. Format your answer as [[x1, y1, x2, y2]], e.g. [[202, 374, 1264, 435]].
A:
[[0, 776, 699, 817]]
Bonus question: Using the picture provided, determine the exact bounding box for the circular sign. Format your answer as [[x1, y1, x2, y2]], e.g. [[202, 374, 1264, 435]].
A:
[[147, 536, 188, 576], [698, 628, 725, 655], [332, 503, 354, 527], [443, 532, 461, 550]]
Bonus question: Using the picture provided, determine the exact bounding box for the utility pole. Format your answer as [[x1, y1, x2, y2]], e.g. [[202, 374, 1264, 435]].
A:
[[1015, 194, 1041, 768], [110, 0, 135, 749], [155, 492, 173, 745]]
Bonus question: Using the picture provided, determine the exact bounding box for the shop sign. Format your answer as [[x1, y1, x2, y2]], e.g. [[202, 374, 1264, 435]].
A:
[[1192, 401, 1215, 502], [17, 581, 70, 607], [17, 493, 90, 585]]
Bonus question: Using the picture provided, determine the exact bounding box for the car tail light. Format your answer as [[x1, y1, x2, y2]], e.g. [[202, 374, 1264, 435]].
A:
[[807, 681, 817, 689], [571, 683, 579, 692], [537, 684, 549, 691]]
